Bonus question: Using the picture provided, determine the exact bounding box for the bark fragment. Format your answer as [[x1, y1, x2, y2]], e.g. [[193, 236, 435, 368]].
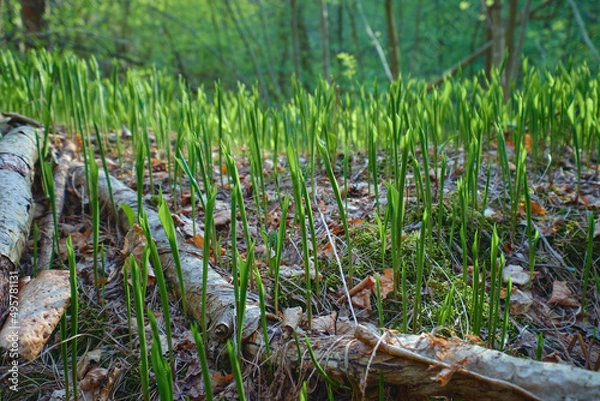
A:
[[0, 270, 71, 360]]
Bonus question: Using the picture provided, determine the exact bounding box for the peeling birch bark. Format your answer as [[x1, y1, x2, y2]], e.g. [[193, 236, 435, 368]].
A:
[[0, 270, 71, 360], [0, 126, 39, 327], [72, 165, 261, 346]]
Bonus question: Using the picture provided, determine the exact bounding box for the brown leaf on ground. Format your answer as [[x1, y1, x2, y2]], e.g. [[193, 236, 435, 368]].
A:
[[282, 306, 303, 332], [376, 269, 395, 300], [594, 220, 600, 238], [503, 264, 533, 286], [122, 224, 146, 261], [524, 134, 533, 152], [518, 200, 547, 216], [213, 209, 231, 227], [79, 365, 120, 401], [311, 311, 338, 335], [352, 287, 372, 310], [547, 281, 579, 307], [320, 242, 335, 259], [542, 350, 564, 364], [77, 348, 103, 380], [347, 276, 376, 310], [508, 288, 533, 315], [213, 371, 234, 387], [579, 194, 600, 209], [191, 232, 205, 249]]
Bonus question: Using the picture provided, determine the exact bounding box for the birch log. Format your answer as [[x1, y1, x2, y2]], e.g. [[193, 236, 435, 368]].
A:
[[0, 126, 39, 327], [72, 165, 261, 346]]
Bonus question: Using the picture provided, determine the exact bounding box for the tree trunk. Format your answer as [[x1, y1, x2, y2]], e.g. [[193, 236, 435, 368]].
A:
[[507, 0, 533, 85], [410, 0, 422, 74], [567, 0, 600, 63], [20, 0, 46, 48], [247, 319, 600, 400], [0, 125, 39, 327], [385, 0, 400, 79], [485, 0, 505, 78], [297, 5, 314, 86], [503, 0, 519, 87], [356, 0, 393, 81], [290, 0, 300, 80], [336, 1, 344, 79], [0, 270, 70, 361], [223, 0, 269, 101], [116, 0, 131, 56], [319, 0, 330, 79]]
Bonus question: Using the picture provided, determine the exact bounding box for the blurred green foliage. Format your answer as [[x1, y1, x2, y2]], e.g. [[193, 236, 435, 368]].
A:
[[1, 0, 598, 100]]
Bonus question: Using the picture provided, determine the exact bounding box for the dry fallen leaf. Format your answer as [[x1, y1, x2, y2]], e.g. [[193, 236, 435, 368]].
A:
[[578, 194, 600, 208], [311, 311, 337, 335], [503, 264, 533, 286], [212, 371, 234, 387], [77, 348, 103, 380], [213, 209, 231, 227], [351, 287, 372, 310], [122, 224, 146, 261], [508, 288, 533, 315], [518, 200, 546, 216], [79, 366, 120, 401], [282, 306, 303, 332], [375, 269, 395, 300], [524, 134, 533, 152], [191, 232, 205, 249], [547, 281, 579, 307]]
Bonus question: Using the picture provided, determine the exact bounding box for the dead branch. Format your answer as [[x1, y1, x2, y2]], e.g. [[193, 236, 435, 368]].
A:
[[248, 320, 600, 400], [1, 112, 43, 129], [72, 165, 262, 348], [37, 139, 78, 271]]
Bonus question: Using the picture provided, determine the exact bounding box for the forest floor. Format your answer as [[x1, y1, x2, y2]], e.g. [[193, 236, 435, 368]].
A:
[[2, 120, 600, 400]]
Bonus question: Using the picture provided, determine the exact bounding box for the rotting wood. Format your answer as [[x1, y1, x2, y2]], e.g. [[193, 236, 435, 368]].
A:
[[0, 270, 71, 360], [247, 319, 600, 400], [72, 164, 261, 350], [0, 126, 39, 327], [37, 139, 78, 271]]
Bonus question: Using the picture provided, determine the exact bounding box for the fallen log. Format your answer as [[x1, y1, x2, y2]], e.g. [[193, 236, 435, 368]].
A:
[[248, 320, 600, 400], [72, 164, 261, 347], [0, 126, 39, 327]]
